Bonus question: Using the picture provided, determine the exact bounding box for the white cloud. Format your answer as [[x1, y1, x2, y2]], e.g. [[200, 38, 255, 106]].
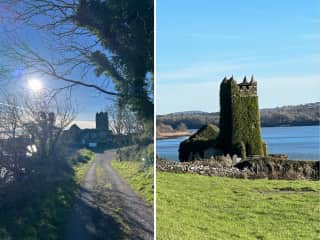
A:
[[158, 61, 250, 83], [157, 74, 320, 114], [157, 53, 320, 85]]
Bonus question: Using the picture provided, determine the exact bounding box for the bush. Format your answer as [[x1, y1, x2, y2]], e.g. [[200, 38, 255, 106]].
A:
[[116, 144, 154, 166]]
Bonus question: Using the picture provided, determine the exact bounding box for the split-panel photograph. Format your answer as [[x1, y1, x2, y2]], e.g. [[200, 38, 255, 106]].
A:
[[0, 0, 154, 239], [0, 0, 319, 240]]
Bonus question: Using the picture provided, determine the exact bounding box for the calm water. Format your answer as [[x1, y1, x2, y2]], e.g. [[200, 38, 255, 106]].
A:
[[156, 125, 320, 161]]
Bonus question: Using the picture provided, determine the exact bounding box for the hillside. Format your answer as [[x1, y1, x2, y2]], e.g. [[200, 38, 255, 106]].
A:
[[157, 122, 192, 139], [157, 102, 320, 130]]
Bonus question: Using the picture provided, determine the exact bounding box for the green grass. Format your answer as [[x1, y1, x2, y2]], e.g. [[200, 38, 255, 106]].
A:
[[111, 161, 154, 205], [157, 172, 320, 240], [73, 148, 95, 183]]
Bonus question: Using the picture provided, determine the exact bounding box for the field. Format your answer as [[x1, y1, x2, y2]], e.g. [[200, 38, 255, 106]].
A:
[[111, 160, 154, 205], [157, 172, 320, 240]]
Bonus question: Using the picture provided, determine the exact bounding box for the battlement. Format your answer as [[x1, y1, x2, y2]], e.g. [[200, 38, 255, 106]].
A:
[[222, 75, 257, 96], [237, 76, 257, 95]]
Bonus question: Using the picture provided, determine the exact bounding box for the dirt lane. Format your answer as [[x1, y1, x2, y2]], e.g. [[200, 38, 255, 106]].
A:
[[64, 150, 153, 240]]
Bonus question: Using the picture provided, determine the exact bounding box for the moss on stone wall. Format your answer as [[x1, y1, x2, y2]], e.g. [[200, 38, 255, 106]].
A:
[[179, 124, 219, 161], [189, 124, 219, 140], [231, 95, 264, 156]]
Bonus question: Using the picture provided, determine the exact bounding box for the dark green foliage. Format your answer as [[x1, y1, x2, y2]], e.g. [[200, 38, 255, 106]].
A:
[[0, 149, 93, 239], [219, 78, 265, 158], [218, 79, 233, 150], [234, 141, 246, 159], [179, 124, 219, 161], [117, 143, 154, 166], [74, 0, 154, 123], [0, 177, 77, 240], [179, 139, 218, 162]]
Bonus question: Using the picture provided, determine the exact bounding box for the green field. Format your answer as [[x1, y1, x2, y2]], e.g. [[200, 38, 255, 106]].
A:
[[111, 161, 154, 205], [157, 172, 320, 240]]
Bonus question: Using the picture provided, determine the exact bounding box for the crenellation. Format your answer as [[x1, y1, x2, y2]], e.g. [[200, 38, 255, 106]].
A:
[[237, 76, 257, 95]]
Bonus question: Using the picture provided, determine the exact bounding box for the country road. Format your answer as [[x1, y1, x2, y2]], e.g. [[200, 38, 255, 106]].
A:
[[64, 150, 154, 240]]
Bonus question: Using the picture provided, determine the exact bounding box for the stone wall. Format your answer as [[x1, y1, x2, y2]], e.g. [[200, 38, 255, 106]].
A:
[[157, 157, 319, 180]]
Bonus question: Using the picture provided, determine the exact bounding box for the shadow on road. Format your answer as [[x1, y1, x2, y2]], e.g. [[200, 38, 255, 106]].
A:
[[64, 187, 127, 240]]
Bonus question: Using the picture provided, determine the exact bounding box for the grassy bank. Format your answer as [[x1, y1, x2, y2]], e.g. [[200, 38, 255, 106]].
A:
[[111, 160, 154, 205], [0, 148, 95, 240], [157, 171, 320, 240], [73, 148, 95, 183]]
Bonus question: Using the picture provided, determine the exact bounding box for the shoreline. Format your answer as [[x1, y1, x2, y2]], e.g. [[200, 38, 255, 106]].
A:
[[157, 131, 192, 140], [157, 124, 320, 140]]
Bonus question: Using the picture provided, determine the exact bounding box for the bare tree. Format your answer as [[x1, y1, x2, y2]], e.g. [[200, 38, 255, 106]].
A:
[[0, 88, 76, 184], [107, 102, 144, 136], [22, 90, 76, 166], [0, 0, 154, 124], [0, 93, 25, 184], [0, 1, 119, 97], [0, 94, 23, 139]]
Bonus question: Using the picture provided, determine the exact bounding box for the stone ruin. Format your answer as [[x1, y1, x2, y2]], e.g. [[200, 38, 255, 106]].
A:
[[219, 76, 267, 159], [179, 76, 268, 161]]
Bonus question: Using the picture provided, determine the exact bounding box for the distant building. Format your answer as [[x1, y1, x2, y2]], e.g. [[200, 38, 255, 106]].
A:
[[96, 112, 109, 131], [65, 111, 113, 148]]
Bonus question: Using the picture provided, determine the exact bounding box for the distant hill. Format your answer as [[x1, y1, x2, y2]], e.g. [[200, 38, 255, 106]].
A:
[[157, 102, 320, 129]]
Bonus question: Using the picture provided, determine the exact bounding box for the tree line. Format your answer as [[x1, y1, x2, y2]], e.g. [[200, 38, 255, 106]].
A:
[[157, 102, 320, 130]]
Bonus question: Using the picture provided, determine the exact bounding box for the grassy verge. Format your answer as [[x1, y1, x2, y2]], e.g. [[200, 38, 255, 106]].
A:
[[73, 148, 95, 183], [111, 160, 154, 205], [157, 171, 320, 240]]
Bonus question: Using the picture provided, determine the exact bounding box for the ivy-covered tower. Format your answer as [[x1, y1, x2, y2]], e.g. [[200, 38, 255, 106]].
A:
[[218, 76, 267, 158]]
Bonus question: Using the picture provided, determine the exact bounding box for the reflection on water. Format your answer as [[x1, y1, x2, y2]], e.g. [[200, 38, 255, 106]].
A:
[[157, 125, 320, 161]]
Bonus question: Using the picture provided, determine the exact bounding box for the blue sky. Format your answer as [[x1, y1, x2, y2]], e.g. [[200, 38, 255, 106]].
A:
[[156, 0, 320, 114], [0, 7, 116, 128]]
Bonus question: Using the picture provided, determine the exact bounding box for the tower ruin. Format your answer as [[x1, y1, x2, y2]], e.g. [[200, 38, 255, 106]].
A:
[[96, 112, 109, 131], [218, 76, 267, 158]]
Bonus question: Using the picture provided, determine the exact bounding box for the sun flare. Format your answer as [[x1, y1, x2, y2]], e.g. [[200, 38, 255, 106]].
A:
[[28, 78, 43, 92]]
